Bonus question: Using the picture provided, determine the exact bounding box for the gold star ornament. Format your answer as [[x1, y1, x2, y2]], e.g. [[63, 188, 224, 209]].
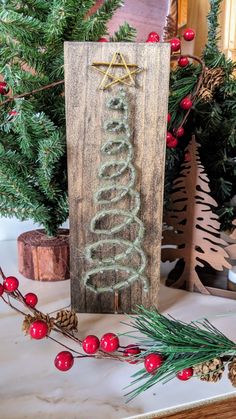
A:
[[91, 51, 143, 90]]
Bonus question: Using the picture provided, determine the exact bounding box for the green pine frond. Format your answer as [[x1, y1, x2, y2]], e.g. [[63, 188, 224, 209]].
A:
[[110, 22, 136, 42], [125, 306, 236, 401], [83, 0, 123, 40]]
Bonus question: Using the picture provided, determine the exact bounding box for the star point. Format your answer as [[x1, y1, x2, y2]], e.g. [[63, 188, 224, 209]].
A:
[[91, 51, 143, 90]]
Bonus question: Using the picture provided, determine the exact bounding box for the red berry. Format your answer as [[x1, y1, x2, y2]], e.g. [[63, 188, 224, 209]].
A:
[[123, 345, 141, 364], [144, 353, 164, 374], [24, 293, 38, 308], [166, 132, 173, 144], [3, 276, 19, 292], [100, 332, 119, 352], [29, 320, 48, 340], [167, 137, 178, 148], [54, 351, 74, 371], [0, 81, 8, 95], [183, 28, 195, 42], [82, 335, 100, 354], [174, 127, 185, 137], [170, 38, 181, 52], [184, 151, 191, 162], [167, 113, 171, 123], [177, 367, 193, 380], [178, 56, 189, 67], [98, 37, 108, 42], [146, 32, 160, 43], [9, 110, 18, 117], [0, 283, 4, 296], [180, 97, 193, 110]]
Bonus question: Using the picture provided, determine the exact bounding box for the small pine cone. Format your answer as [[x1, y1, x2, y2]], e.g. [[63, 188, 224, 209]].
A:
[[228, 358, 236, 387], [54, 310, 78, 331], [22, 314, 35, 335], [198, 67, 225, 102], [22, 312, 54, 335], [193, 358, 224, 382], [198, 88, 213, 102]]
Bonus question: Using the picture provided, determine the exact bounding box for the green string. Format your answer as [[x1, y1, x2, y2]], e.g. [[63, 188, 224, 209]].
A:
[[82, 89, 149, 294]]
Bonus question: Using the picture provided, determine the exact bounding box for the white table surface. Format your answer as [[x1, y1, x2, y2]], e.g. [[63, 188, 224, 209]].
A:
[[1, 239, 236, 419]]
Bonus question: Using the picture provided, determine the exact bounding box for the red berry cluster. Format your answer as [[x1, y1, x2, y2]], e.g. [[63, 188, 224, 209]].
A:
[[55, 333, 143, 371], [0, 275, 45, 339], [169, 28, 195, 53], [0, 81, 8, 95], [144, 352, 193, 381], [98, 28, 195, 47], [166, 131, 178, 149], [167, 96, 192, 149], [0, 275, 38, 307]]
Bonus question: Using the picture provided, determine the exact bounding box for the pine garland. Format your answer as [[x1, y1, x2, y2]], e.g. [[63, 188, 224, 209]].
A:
[[165, 0, 236, 230], [82, 89, 148, 294]]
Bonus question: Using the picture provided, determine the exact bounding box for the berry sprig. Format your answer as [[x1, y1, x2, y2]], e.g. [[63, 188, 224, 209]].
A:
[[0, 267, 144, 370], [144, 30, 204, 150], [1, 267, 233, 401], [0, 266, 198, 381]]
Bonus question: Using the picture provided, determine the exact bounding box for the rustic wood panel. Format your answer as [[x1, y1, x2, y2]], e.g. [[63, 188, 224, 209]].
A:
[[65, 42, 170, 313]]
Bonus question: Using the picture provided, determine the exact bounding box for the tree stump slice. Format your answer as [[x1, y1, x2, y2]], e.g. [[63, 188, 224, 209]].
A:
[[17, 229, 70, 281]]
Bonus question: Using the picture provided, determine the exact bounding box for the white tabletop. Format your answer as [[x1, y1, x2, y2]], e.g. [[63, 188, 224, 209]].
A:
[[1, 239, 236, 419]]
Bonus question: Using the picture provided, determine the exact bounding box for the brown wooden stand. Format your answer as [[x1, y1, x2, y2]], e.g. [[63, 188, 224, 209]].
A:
[[17, 229, 70, 281]]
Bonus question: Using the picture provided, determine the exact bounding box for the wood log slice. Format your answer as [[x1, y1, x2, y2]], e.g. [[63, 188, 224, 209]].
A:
[[17, 229, 70, 281]]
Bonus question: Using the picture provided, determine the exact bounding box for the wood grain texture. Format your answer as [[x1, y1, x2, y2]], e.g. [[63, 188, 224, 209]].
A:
[[17, 229, 70, 281], [65, 42, 170, 313], [154, 396, 236, 419]]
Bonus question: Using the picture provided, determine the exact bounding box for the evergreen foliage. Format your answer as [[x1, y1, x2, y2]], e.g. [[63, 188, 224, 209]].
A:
[[126, 306, 236, 400], [0, 0, 136, 236], [166, 0, 236, 230]]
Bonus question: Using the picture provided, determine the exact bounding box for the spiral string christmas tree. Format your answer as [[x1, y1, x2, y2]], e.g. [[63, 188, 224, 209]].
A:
[[82, 89, 148, 294]]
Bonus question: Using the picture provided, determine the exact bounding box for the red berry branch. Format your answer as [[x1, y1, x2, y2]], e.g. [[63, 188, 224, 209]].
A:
[[0, 267, 144, 368], [0, 266, 196, 381]]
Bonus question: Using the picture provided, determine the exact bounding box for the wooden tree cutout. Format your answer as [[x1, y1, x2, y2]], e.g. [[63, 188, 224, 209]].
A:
[[162, 136, 231, 294]]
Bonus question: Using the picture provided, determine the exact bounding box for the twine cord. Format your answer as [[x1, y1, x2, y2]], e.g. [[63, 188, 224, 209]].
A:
[[82, 89, 149, 294]]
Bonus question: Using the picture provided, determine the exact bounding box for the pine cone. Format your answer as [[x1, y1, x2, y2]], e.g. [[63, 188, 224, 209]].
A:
[[198, 68, 225, 102], [22, 312, 54, 335], [54, 310, 78, 331], [228, 358, 236, 386], [193, 358, 224, 382]]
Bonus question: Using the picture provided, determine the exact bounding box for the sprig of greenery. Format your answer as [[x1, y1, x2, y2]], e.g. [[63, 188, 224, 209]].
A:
[[125, 306, 236, 401]]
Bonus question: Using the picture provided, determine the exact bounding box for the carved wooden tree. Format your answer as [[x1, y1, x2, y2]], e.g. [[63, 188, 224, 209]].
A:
[[162, 136, 231, 294]]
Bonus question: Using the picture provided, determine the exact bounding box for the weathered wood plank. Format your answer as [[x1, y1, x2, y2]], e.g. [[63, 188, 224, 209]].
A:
[[65, 42, 170, 313]]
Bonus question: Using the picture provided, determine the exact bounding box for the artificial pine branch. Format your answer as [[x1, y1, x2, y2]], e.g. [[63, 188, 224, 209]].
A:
[[0, 0, 133, 236], [203, 0, 222, 60], [83, 0, 124, 40], [125, 306, 236, 400], [165, 0, 236, 230], [110, 22, 137, 42]]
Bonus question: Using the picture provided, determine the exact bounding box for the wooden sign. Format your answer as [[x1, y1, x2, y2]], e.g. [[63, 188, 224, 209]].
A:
[[64, 42, 170, 313]]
